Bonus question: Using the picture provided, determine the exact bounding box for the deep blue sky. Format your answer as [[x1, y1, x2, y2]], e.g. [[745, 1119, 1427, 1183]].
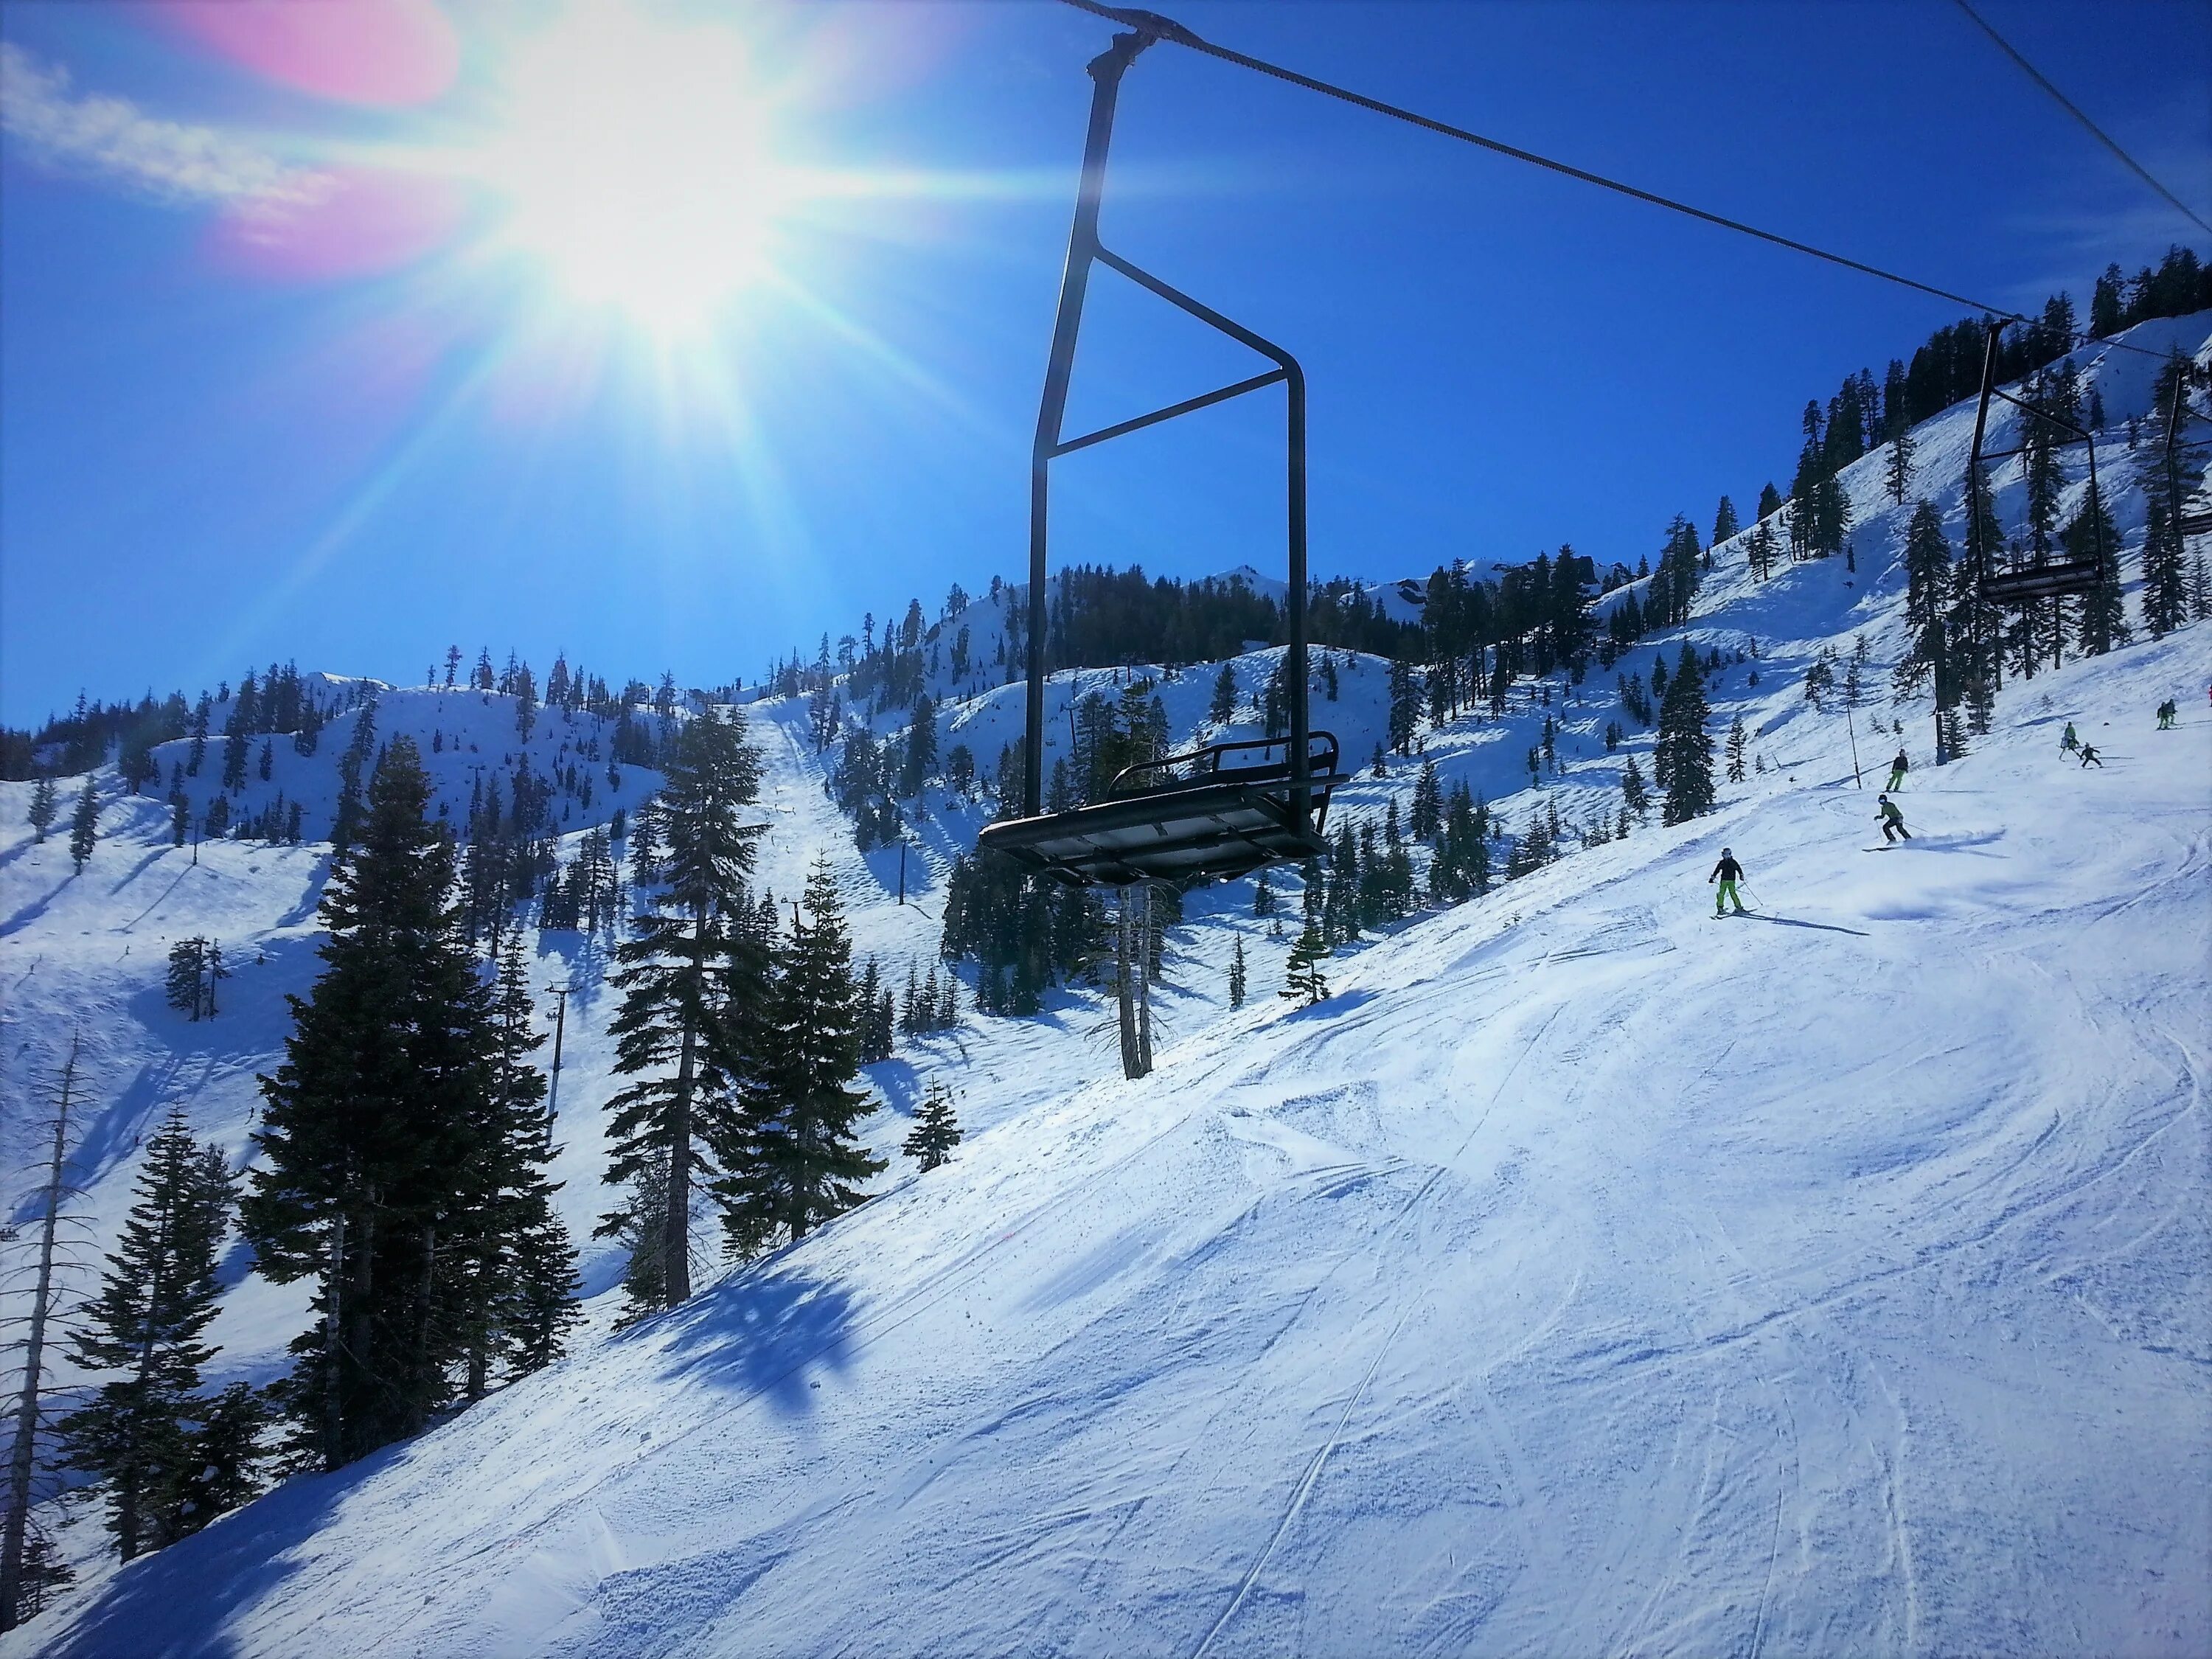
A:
[[3, 0, 2206, 726]]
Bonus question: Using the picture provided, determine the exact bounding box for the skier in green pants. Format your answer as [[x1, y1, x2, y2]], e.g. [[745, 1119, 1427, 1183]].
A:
[[1887, 748, 1908, 790], [1709, 848, 1747, 914], [1878, 795, 1911, 843]]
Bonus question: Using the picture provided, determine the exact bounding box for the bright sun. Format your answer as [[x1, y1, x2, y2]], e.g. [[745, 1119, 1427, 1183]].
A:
[[479, 4, 791, 338]]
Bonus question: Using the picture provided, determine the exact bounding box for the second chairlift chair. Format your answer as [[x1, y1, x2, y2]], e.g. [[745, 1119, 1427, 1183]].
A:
[[977, 19, 1346, 888]]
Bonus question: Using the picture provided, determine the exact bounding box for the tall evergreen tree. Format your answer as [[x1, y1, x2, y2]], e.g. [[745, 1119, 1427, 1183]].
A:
[[1280, 922, 1329, 1007], [27, 777, 57, 844], [2140, 493, 2189, 637], [1656, 644, 1714, 825], [473, 942, 580, 1390], [1711, 496, 1739, 546], [720, 858, 885, 1252], [1725, 717, 1747, 783], [598, 709, 766, 1315], [60, 1110, 251, 1561], [1228, 936, 1247, 1009], [2067, 483, 2128, 657], [1620, 754, 1649, 824], [243, 737, 511, 1470], [1408, 758, 1442, 842], [1208, 661, 1238, 726], [902, 1082, 962, 1173], [165, 939, 208, 1020], [1885, 423, 1916, 506], [69, 780, 98, 872]]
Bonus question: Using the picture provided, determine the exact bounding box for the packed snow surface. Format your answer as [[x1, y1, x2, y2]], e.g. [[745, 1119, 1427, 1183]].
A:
[[1, 312, 2208, 1656], [10, 625, 2209, 1658]]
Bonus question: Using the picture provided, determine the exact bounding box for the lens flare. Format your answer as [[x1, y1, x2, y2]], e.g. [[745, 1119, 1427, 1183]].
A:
[[476, 4, 792, 339]]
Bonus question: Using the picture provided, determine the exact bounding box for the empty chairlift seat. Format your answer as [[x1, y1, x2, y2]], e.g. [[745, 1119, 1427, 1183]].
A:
[[978, 731, 1344, 887]]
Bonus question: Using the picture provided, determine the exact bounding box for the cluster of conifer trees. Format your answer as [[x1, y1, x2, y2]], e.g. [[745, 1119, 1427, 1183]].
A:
[[59, 1110, 267, 1568], [246, 737, 580, 1471], [594, 712, 886, 1318]]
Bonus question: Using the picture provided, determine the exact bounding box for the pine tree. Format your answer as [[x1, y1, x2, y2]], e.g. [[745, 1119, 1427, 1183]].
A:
[[473, 942, 579, 1388], [1209, 661, 1238, 726], [1620, 754, 1649, 824], [329, 698, 377, 859], [2068, 482, 2128, 657], [166, 939, 209, 1020], [1228, 936, 1247, 1009], [1252, 869, 1278, 918], [221, 728, 248, 793], [1280, 922, 1329, 1007], [1725, 717, 1747, 783], [720, 858, 886, 1251], [60, 1110, 249, 1560], [1656, 645, 1715, 824], [1711, 495, 1739, 545], [599, 709, 766, 1315], [902, 1081, 962, 1173], [1386, 652, 1421, 754], [242, 737, 513, 1470], [203, 942, 228, 1018], [1885, 423, 1916, 506], [27, 777, 57, 844], [69, 780, 98, 872], [2140, 493, 2189, 637]]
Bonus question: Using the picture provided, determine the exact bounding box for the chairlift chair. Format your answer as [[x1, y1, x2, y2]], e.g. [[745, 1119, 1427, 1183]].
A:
[[975, 21, 1346, 888], [1963, 319, 2113, 606]]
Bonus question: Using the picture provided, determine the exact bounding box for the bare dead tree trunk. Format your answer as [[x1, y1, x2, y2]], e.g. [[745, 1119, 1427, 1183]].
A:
[[663, 1012, 697, 1306], [1, 1039, 75, 1632], [1115, 895, 1141, 1079], [1134, 886, 1154, 1077]]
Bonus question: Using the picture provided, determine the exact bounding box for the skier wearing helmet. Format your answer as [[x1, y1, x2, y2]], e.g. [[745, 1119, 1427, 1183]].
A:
[[1709, 847, 1747, 915]]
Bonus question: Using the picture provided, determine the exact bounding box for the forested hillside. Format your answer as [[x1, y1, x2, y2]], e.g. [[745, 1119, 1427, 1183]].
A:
[[0, 284, 2207, 1655]]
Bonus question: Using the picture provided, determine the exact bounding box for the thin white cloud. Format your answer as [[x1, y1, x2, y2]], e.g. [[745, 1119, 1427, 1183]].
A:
[[0, 42, 324, 209]]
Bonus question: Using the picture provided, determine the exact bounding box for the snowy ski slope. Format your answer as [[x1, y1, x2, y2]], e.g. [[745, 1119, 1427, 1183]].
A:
[[0, 313, 2207, 1656]]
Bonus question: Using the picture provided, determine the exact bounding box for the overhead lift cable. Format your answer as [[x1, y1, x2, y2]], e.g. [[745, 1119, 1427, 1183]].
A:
[[1951, 0, 2211, 239], [1057, 0, 2032, 319]]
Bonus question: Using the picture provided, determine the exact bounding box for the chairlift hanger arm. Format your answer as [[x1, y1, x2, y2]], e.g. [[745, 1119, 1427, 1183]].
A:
[[1053, 366, 1287, 458], [1022, 26, 1311, 838], [1986, 383, 2096, 445]]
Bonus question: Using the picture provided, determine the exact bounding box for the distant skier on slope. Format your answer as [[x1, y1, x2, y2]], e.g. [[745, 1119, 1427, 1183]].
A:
[[1708, 848, 1747, 916], [1877, 795, 1911, 843], [2079, 743, 2104, 769], [1887, 748, 1909, 790], [2156, 699, 2176, 730], [2060, 721, 2080, 754]]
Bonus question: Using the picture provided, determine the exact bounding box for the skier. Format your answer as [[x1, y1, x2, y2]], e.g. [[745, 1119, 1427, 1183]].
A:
[[2079, 743, 2104, 768], [1887, 748, 1909, 790], [2059, 721, 2079, 754], [2156, 699, 2176, 730], [1877, 794, 1911, 843], [1708, 847, 1747, 916]]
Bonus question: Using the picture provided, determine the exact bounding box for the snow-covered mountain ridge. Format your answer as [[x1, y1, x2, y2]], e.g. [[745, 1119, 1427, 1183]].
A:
[[1, 311, 2207, 1656]]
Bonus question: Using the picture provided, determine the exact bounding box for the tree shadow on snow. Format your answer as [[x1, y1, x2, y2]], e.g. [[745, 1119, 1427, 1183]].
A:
[[1738, 914, 1870, 938], [36, 1447, 370, 1659], [866, 1058, 922, 1116], [1280, 987, 1381, 1022], [653, 1265, 858, 1416]]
